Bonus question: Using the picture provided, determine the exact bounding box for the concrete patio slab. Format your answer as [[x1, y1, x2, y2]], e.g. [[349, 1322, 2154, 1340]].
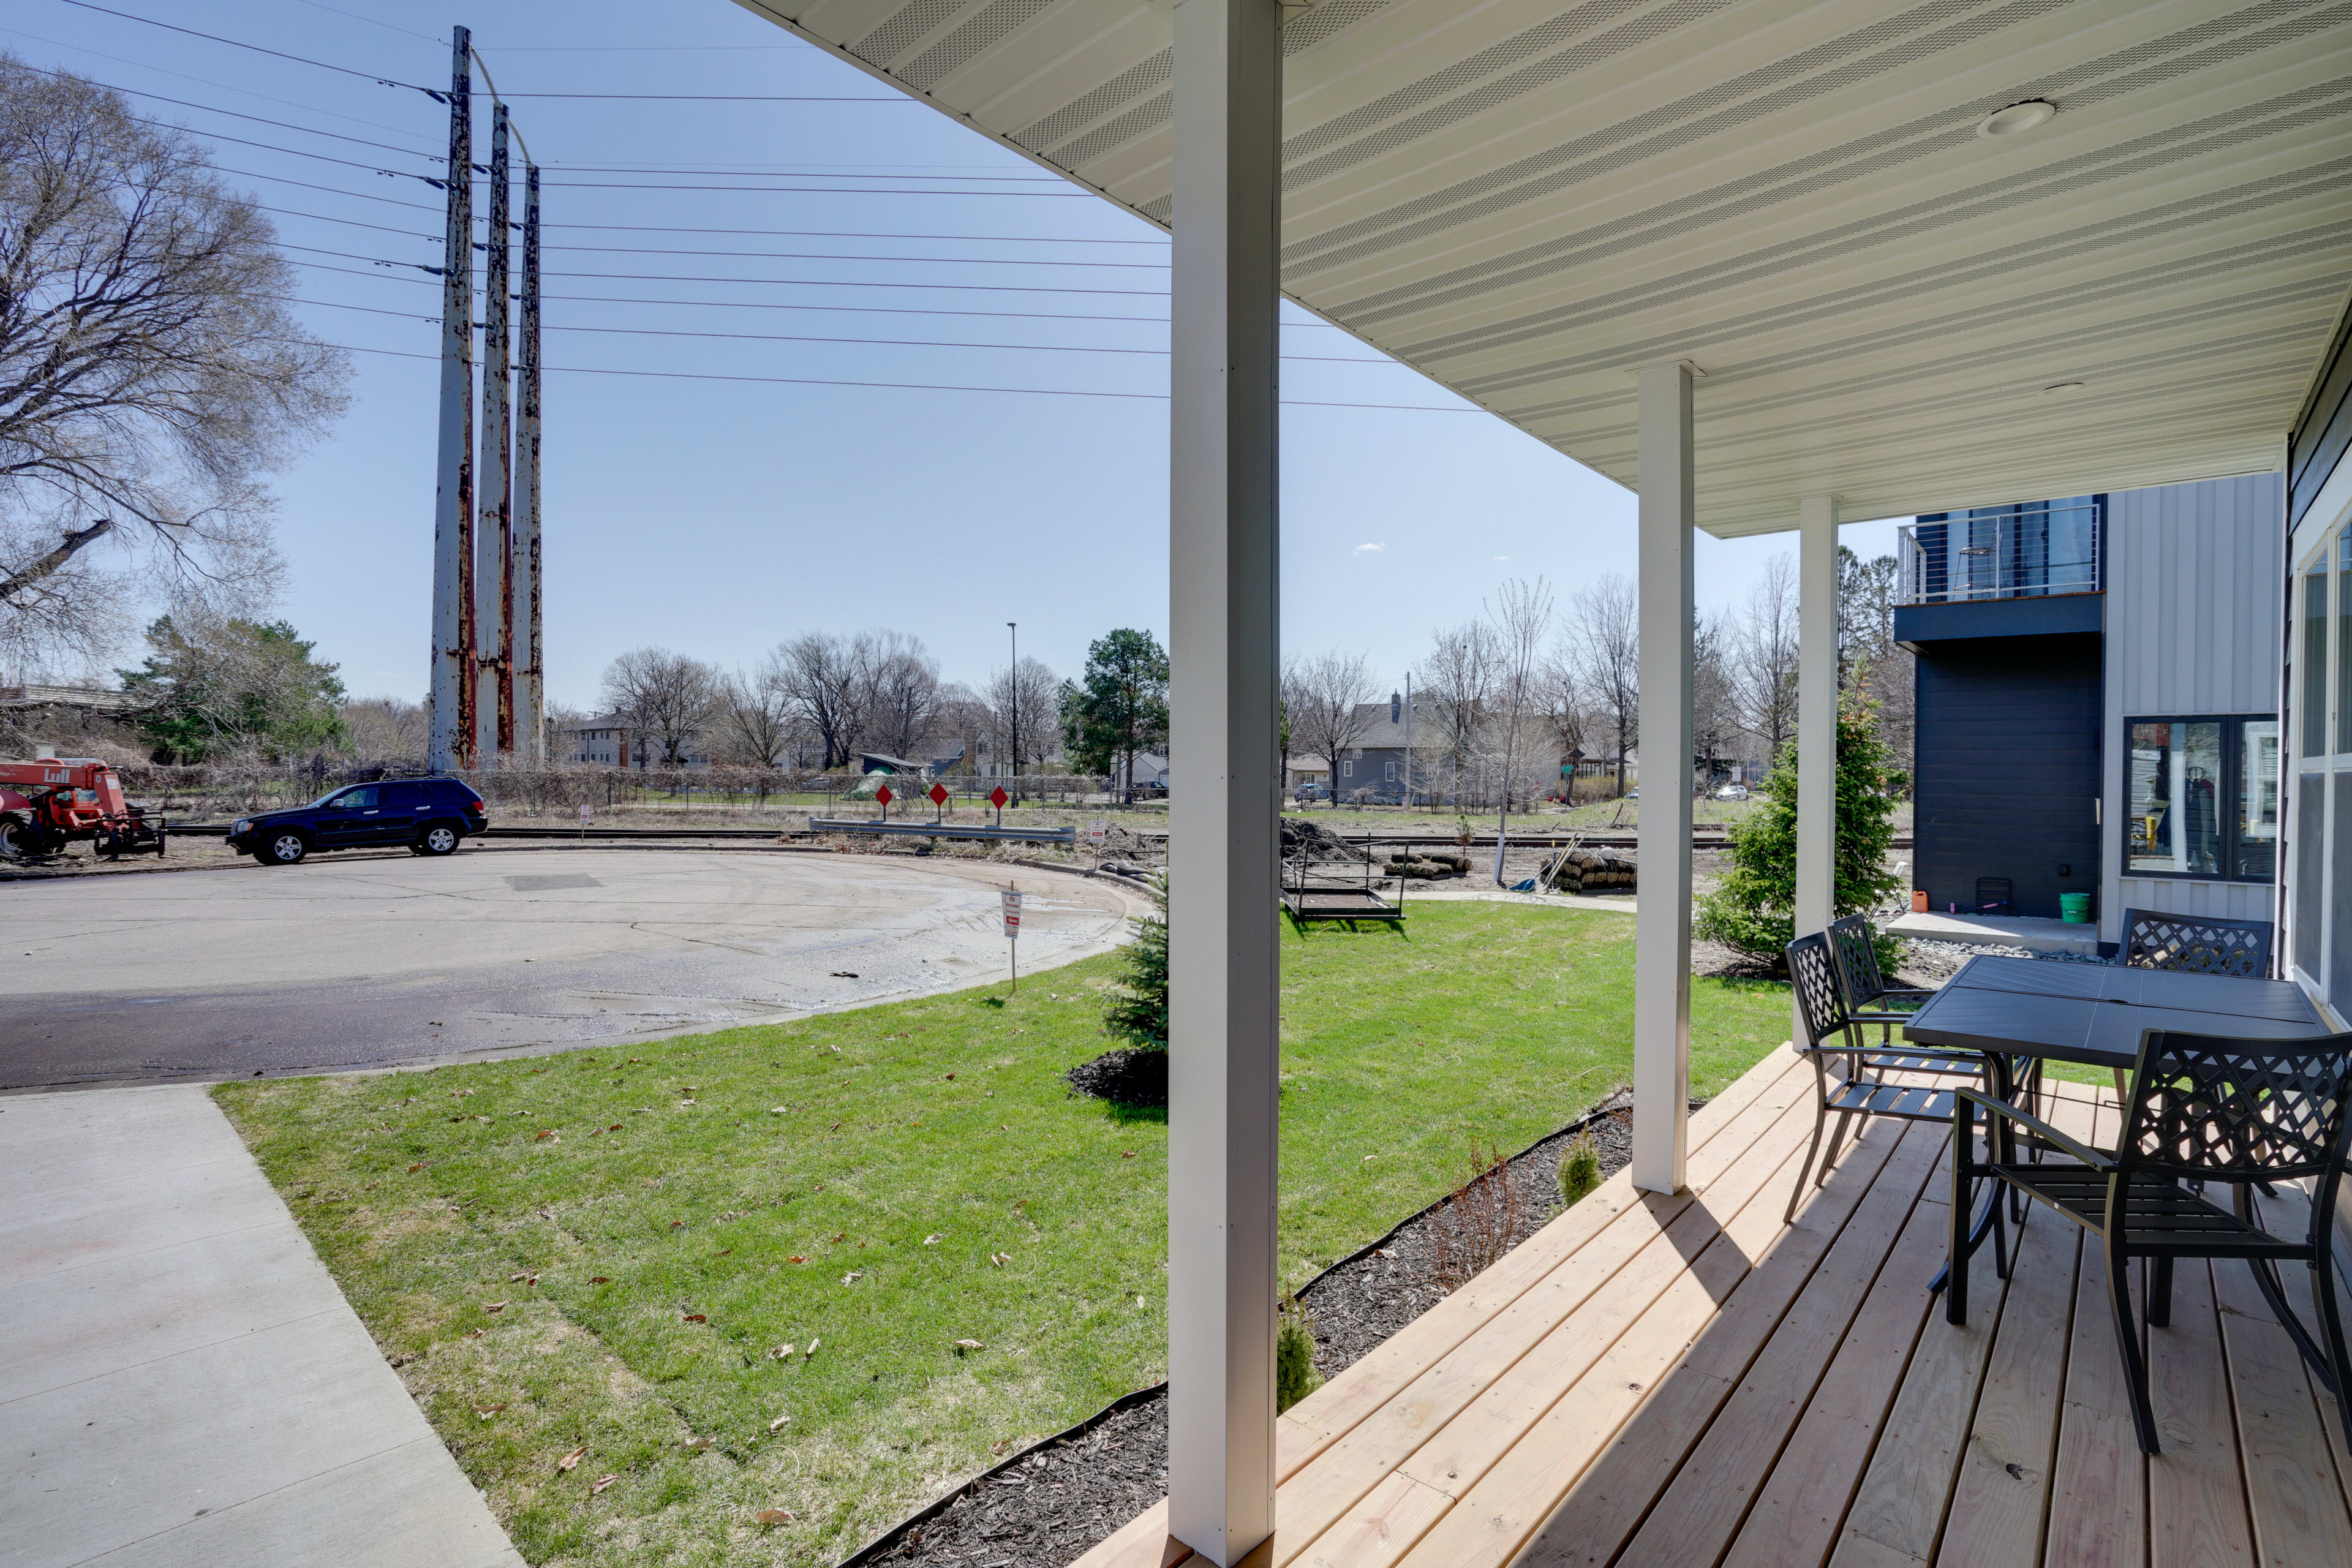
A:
[[1886, 909, 2103, 957], [0, 1085, 522, 1568]]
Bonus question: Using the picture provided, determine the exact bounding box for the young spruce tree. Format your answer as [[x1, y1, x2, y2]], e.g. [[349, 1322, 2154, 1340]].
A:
[[1695, 697, 1905, 970], [1103, 872, 1168, 1050]]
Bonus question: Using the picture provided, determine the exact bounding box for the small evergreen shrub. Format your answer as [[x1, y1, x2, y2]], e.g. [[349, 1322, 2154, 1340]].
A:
[[1102, 872, 1167, 1050], [1695, 698, 1906, 973], [1275, 1297, 1322, 1414], [1556, 1131, 1602, 1207]]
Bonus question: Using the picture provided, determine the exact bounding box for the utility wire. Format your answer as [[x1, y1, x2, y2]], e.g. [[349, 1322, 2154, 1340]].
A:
[[277, 241, 1167, 296], [51, 2, 921, 100], [538, 178, 1084, 196], [285, 295, 1395, 363], [286, 256, 1349, 329], [10, 60, 437, 158], [307, 336, 1476, 413]]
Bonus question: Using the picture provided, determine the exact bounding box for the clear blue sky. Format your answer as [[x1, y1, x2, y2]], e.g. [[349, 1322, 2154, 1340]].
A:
[[11, 0, 1904, 707]]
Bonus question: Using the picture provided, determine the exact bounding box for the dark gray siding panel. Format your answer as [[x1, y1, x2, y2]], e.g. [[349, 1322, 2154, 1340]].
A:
[[2291, 295, 2352, 530], [1894, 592, 2103, 647], [1913, 633, 2102, 921]]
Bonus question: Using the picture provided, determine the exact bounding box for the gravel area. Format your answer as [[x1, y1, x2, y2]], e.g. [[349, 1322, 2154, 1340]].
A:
[[851, 1093, 1644, 1568]]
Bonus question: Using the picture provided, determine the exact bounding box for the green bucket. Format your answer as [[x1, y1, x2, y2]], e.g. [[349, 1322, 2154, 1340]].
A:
[[2059, 892, 2093, 924]]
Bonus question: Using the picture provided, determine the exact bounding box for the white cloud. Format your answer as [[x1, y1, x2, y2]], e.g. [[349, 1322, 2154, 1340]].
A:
[[1492, 554, 1511, 562], [1351, 542, 1385, 554]]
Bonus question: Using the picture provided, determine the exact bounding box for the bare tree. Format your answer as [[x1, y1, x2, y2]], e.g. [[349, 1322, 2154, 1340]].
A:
[[774, 633, 861, 768], [853, 630, 941, 761], [341, 696, 425, 763], [712, 659, 793, 766], [1536, 647, 1591, 799], [1838, 546, 1914, 764], [1417, 619, 1501, 805], [987, 655, 1059, 775], [1285, 650, 1381, 809], [1734, 552, 1800, 765], [927, 682, 990, 774], [1487, 577, 1554, 868], [1692, 612, 1741, 784], [1563, 575, 1638, 799], [0, 58, 347, 663], [600, 647, 717, 768]]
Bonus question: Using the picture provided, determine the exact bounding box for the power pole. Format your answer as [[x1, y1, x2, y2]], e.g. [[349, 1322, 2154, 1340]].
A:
[[512, 160, 543, 764], [426, 25, 474, 772], [475, 103, 513, 764], [1007, 621, 1018, 804]]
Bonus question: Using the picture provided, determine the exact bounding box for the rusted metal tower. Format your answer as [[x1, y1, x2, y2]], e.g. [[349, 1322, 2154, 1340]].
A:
[[426, 24, 473, 772]]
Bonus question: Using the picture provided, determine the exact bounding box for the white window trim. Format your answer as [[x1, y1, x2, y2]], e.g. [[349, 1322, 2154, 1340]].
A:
[[2283, 494, 2351, 1018]]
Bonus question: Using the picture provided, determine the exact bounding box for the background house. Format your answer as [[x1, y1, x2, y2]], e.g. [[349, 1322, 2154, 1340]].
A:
[[562, 715, 712, 771]]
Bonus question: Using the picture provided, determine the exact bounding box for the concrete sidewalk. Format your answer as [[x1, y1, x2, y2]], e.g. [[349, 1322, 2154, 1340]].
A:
[[0, 1086, 523, 1568]]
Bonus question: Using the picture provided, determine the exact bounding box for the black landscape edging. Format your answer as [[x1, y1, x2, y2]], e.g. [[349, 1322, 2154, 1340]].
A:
[[831, 1089, 1654, 1568]]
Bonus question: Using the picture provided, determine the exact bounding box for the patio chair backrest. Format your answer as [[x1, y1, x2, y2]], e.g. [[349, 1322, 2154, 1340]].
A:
[[2120, 908, 2274, 978], [1785, 932, 1852, 1052], [2117, 1030, 2352, 1203], [1826, 914, 1887, 1007]]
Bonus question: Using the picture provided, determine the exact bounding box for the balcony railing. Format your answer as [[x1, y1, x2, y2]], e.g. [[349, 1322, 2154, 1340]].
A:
[[1897, 499, 2101, 605]]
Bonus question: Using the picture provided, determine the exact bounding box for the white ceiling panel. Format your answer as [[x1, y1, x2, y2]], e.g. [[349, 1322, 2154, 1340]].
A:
[[729, 0, 2352, 534]]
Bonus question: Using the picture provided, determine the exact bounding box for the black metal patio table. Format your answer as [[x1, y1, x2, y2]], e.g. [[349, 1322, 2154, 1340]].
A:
[[1901, 954, 2332, 1290]]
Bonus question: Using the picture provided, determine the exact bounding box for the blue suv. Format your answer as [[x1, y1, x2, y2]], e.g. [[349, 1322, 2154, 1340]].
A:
[[228, 777, 488, 866]]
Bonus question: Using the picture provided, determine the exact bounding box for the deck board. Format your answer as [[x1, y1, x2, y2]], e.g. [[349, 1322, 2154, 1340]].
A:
[[1069, 1046, 2352, 1568]]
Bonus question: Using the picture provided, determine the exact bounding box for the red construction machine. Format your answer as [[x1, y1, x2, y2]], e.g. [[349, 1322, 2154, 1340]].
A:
[[0, 756, 168, 860]]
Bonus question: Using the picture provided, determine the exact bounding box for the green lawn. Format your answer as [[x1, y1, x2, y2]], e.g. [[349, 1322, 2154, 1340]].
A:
[[214, 903, 1790, 1567]]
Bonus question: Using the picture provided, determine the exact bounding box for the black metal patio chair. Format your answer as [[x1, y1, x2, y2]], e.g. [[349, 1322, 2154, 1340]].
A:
[[2120, 907, 2274, 977], [1785, 932, 2006, 1248], [1949, 1027, 2352, 1455]]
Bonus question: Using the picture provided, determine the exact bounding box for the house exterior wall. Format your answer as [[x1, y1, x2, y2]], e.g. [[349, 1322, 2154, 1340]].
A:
[[2098, 473, 2285, 943]]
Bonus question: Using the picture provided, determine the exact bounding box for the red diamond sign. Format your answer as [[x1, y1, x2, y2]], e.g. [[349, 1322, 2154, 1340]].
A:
[[989, 786, 1009, 810], [928, 782, 949, 805], [873, 784, 893, 806]]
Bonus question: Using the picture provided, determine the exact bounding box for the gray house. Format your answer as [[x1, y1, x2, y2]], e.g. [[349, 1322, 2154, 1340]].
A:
[[1896, 473, 2283, 937]]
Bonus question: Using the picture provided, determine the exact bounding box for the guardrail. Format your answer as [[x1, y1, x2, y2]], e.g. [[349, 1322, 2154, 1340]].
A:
[[806, 817, 1076, 846]]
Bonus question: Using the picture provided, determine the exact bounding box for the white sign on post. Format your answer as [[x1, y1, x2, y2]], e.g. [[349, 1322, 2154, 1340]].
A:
[[1000, 888, 1023, 939], [1087, 818, 1107, 849], [579, 804, 592, 823]]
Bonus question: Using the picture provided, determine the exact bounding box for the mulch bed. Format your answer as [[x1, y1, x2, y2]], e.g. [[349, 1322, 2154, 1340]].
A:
[[1063, 1047, 1167, 1110], [851, 1094, 1642, 1568]]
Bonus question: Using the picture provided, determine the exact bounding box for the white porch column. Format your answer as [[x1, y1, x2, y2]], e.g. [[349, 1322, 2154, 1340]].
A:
[[1795, 496, 1839, 940], [1166, 2, 1281, 1564], [1634, 363, 1695, 1196]]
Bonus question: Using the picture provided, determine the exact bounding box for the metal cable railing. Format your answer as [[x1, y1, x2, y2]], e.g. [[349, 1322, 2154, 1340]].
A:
[[1898, 500, 2101, 604]]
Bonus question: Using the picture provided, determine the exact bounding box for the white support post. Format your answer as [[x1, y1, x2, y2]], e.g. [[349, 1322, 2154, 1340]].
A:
[[426, 26, 473, 774], [1795, 496, 1839, 942], [1633, 362, 1695, 1196], [1166, 2, 1281, 1563]]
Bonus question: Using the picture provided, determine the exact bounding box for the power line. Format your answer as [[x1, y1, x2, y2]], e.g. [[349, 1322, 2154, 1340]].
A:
[[535, 242, 1166, 271], [50, 2, 922, 100], [10, 59, 437, 158], [284, 255, 1355, 330], [309, 336, 1476, 412], [535, 164, 1064, 183], [282, 0, 442, 47], [278, 241, 1168, 296], [285, 295, 1395, 363], [0, 21, 439, 141], [537, 178, 1085, 197], [213, 162, 441, 210]]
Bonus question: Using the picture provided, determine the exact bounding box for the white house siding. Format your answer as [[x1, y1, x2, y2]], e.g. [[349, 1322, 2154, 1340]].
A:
[[2098, 473, 2284, 944]]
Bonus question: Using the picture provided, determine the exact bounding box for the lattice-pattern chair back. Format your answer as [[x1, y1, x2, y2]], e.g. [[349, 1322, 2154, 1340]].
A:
[[1826, 914, 1885, 1006], [2120, 908, 2274, 978], [2119, 1030, 2352, 1188], [1785, 932, 1850, 1051]]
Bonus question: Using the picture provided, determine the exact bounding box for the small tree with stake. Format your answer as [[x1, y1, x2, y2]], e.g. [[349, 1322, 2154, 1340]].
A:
[[1695, 696, 1906, 971]]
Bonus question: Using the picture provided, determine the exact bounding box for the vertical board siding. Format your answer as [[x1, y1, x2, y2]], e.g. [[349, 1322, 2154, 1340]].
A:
[[2115, 876, 2278, 925], [2108, 473, 2283, 717]]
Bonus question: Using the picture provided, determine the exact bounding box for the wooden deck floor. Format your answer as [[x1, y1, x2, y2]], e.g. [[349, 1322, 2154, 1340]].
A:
[[1074, 1044, 2352, 1568]]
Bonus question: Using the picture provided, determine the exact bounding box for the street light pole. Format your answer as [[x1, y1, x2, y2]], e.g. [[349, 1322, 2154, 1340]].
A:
[[1007, 621, 1019, 806]]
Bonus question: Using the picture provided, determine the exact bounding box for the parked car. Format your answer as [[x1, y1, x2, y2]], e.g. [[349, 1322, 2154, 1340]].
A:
[[228, 777, 487, 866], [1294, 783, 1329, 802], [1713, 783, 1749, 801]]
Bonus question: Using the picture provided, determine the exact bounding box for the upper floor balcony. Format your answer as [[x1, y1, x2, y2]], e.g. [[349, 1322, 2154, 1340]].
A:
[[1898, 498, 2103, 606]]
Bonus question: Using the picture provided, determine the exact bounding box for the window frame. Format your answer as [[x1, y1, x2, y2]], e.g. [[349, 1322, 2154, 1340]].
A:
[[2121, 712, 2278, 884]]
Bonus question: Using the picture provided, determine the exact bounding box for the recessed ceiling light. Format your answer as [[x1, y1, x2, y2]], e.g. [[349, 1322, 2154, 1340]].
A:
[[2041, 381, 2087, 396], [1977, 99, 2057, 138]]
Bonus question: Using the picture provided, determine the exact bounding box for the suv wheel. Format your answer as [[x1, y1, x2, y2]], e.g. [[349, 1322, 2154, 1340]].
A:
[[416, 823, 461, 856], [262, 830, 309, 865]]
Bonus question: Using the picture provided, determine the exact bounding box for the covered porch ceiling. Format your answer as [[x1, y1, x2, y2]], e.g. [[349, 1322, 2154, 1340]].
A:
[[729, 0, 2352, 537]]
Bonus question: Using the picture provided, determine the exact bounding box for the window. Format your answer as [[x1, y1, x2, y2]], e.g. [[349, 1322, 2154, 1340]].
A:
[[2339, 523, 2351, 755], [1341, 760, 1353, 778], [2303, 554, 2329, 760], [2126, 716, 2275, 880], [1384, 761, 1397, 782], [330, 785, 379, 811]]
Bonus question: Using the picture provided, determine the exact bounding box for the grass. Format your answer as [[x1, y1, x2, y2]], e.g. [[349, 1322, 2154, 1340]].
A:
[[214, 903, 1792, 1567]]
